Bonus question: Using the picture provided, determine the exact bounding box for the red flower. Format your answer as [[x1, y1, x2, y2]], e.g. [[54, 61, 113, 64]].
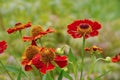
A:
[[112, 53, 120, 63], [67, 19, 101, 38], [0, 40, 7, 54], [7, 22, 31, 34], [32, 48, 67, 74], [22, 26, 55, 42], [21, 45, 40, 71]]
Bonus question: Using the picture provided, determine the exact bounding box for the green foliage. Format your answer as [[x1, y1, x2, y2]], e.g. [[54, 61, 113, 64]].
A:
[[68, 48, 76, 63]]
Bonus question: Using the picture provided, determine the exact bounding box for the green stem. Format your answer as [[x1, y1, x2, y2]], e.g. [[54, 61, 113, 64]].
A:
[[50, 71, 54, 80], [39, 72, 42, 80], [95, 58, 105, 63], [0, 60, 14, 80], [87, 55, 96, 79], [80, 36, 85, 80], [19, 30, 22, 38], [73, 64, 78, 80]]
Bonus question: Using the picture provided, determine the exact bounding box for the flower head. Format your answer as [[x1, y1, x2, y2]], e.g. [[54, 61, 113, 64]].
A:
[[67, 19, 101, 38], [21, 45, 40, 71], [22, 25, 55, 42], [32, 47, 68, 74], [7, 22, 31, 34], [85, 45, 102, 54], [112, 53, 120, 63], [0, 40, 7, 54]]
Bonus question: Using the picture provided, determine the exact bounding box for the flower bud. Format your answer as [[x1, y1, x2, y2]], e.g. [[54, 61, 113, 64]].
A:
[[105, 57, 111, 62], [56, 48, 64, 54], [62, 67, 68, 71]]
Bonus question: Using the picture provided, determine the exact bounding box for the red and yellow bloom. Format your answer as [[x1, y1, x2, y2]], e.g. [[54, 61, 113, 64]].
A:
[[112, 53, 120, 63], [7, 22, 31, 34], [85, 45, 103, 54], [67, 19, 101, 38], [32, 47, 68, 74], [0, 40, 7, 54], [21, 45, 40, 71], [22, 25, 55, 41]]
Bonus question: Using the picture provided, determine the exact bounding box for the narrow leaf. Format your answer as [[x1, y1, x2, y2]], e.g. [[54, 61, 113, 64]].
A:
[[63, 71, 73, 80], [58, 70, 64, 80], [94, 70, 111, 80], [68, 48, 76, 63], [17, 67, 22, 80]]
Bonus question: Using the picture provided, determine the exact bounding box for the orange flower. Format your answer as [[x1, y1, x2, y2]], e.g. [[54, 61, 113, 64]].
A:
[[67, 19, 101, 38], [32, 47, 68, 74], [21, 45, 40, 71], [85, 45, 102, 54], [7, 22, 31, 34], [22, 25, 55, 42], [0, 40, 7, 54]]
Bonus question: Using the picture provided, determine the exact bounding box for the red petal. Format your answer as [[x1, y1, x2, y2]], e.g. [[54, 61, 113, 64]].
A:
[[25, 65, 32, 71], [0, 40, 7, 54], [55, 55, 68, 68], [22, 36, 34, 41], [32, 54, 44, 69], [24, 22, 32, 28], [7, 28, 15, 34], [92, 21, 101, 30], [47, 62, 55, 70], [31, 40, 37, 46], [90, 31, 98, 36], [40, 64, 47, 74], [21, 59, 29, 65], [112, 57, 119, 63]]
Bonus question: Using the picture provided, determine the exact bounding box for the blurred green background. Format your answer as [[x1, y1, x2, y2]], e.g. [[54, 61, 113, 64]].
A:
[[0, 0, 120, 80]]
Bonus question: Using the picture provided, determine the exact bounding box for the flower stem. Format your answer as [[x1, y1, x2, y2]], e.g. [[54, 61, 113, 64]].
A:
[[80, 36, 85, 80], [0, 60, 14, 80], [88, 55, 96, 79]]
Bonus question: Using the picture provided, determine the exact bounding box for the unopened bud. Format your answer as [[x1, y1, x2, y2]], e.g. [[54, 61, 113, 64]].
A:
[[56, 48, 64, 54], [105, 57, 111, 62], [62, 67, 68, 71]]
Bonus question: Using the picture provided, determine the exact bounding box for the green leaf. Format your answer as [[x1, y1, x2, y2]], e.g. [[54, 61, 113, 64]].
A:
[[63, 71, 73, 80], [17, 67, 22, 80], [58, 70, 64, 80], [5, 65, 27, 77], [68, 48, 76, 63], [42, 72, 53, 80], [94, 70, 111, 80]]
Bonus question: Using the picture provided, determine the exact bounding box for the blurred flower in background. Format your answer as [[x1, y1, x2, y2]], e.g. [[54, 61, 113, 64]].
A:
[[0, 40, 7, 54]]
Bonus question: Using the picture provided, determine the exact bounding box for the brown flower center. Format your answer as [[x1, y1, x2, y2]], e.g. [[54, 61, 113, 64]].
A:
[[40, 48, 55, 63], [24, 45, 40, 60], [31, 26, 43, 37], [77, 24, 92, 35]]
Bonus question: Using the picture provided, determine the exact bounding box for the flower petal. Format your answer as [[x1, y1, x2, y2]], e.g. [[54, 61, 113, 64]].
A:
[[55, 55, 68, 68], [0, 40, 7, 54], [21, 59, 29, 65], [47, 62, 55, 71], [7, 22, 31, 34], [112, 57, 119, 63], [22, 36, 34, 41], [32, 54, 44, 69], [90, 30, 98, 37], [25, 65, 32, 71], [40, 64, 47, 74]]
